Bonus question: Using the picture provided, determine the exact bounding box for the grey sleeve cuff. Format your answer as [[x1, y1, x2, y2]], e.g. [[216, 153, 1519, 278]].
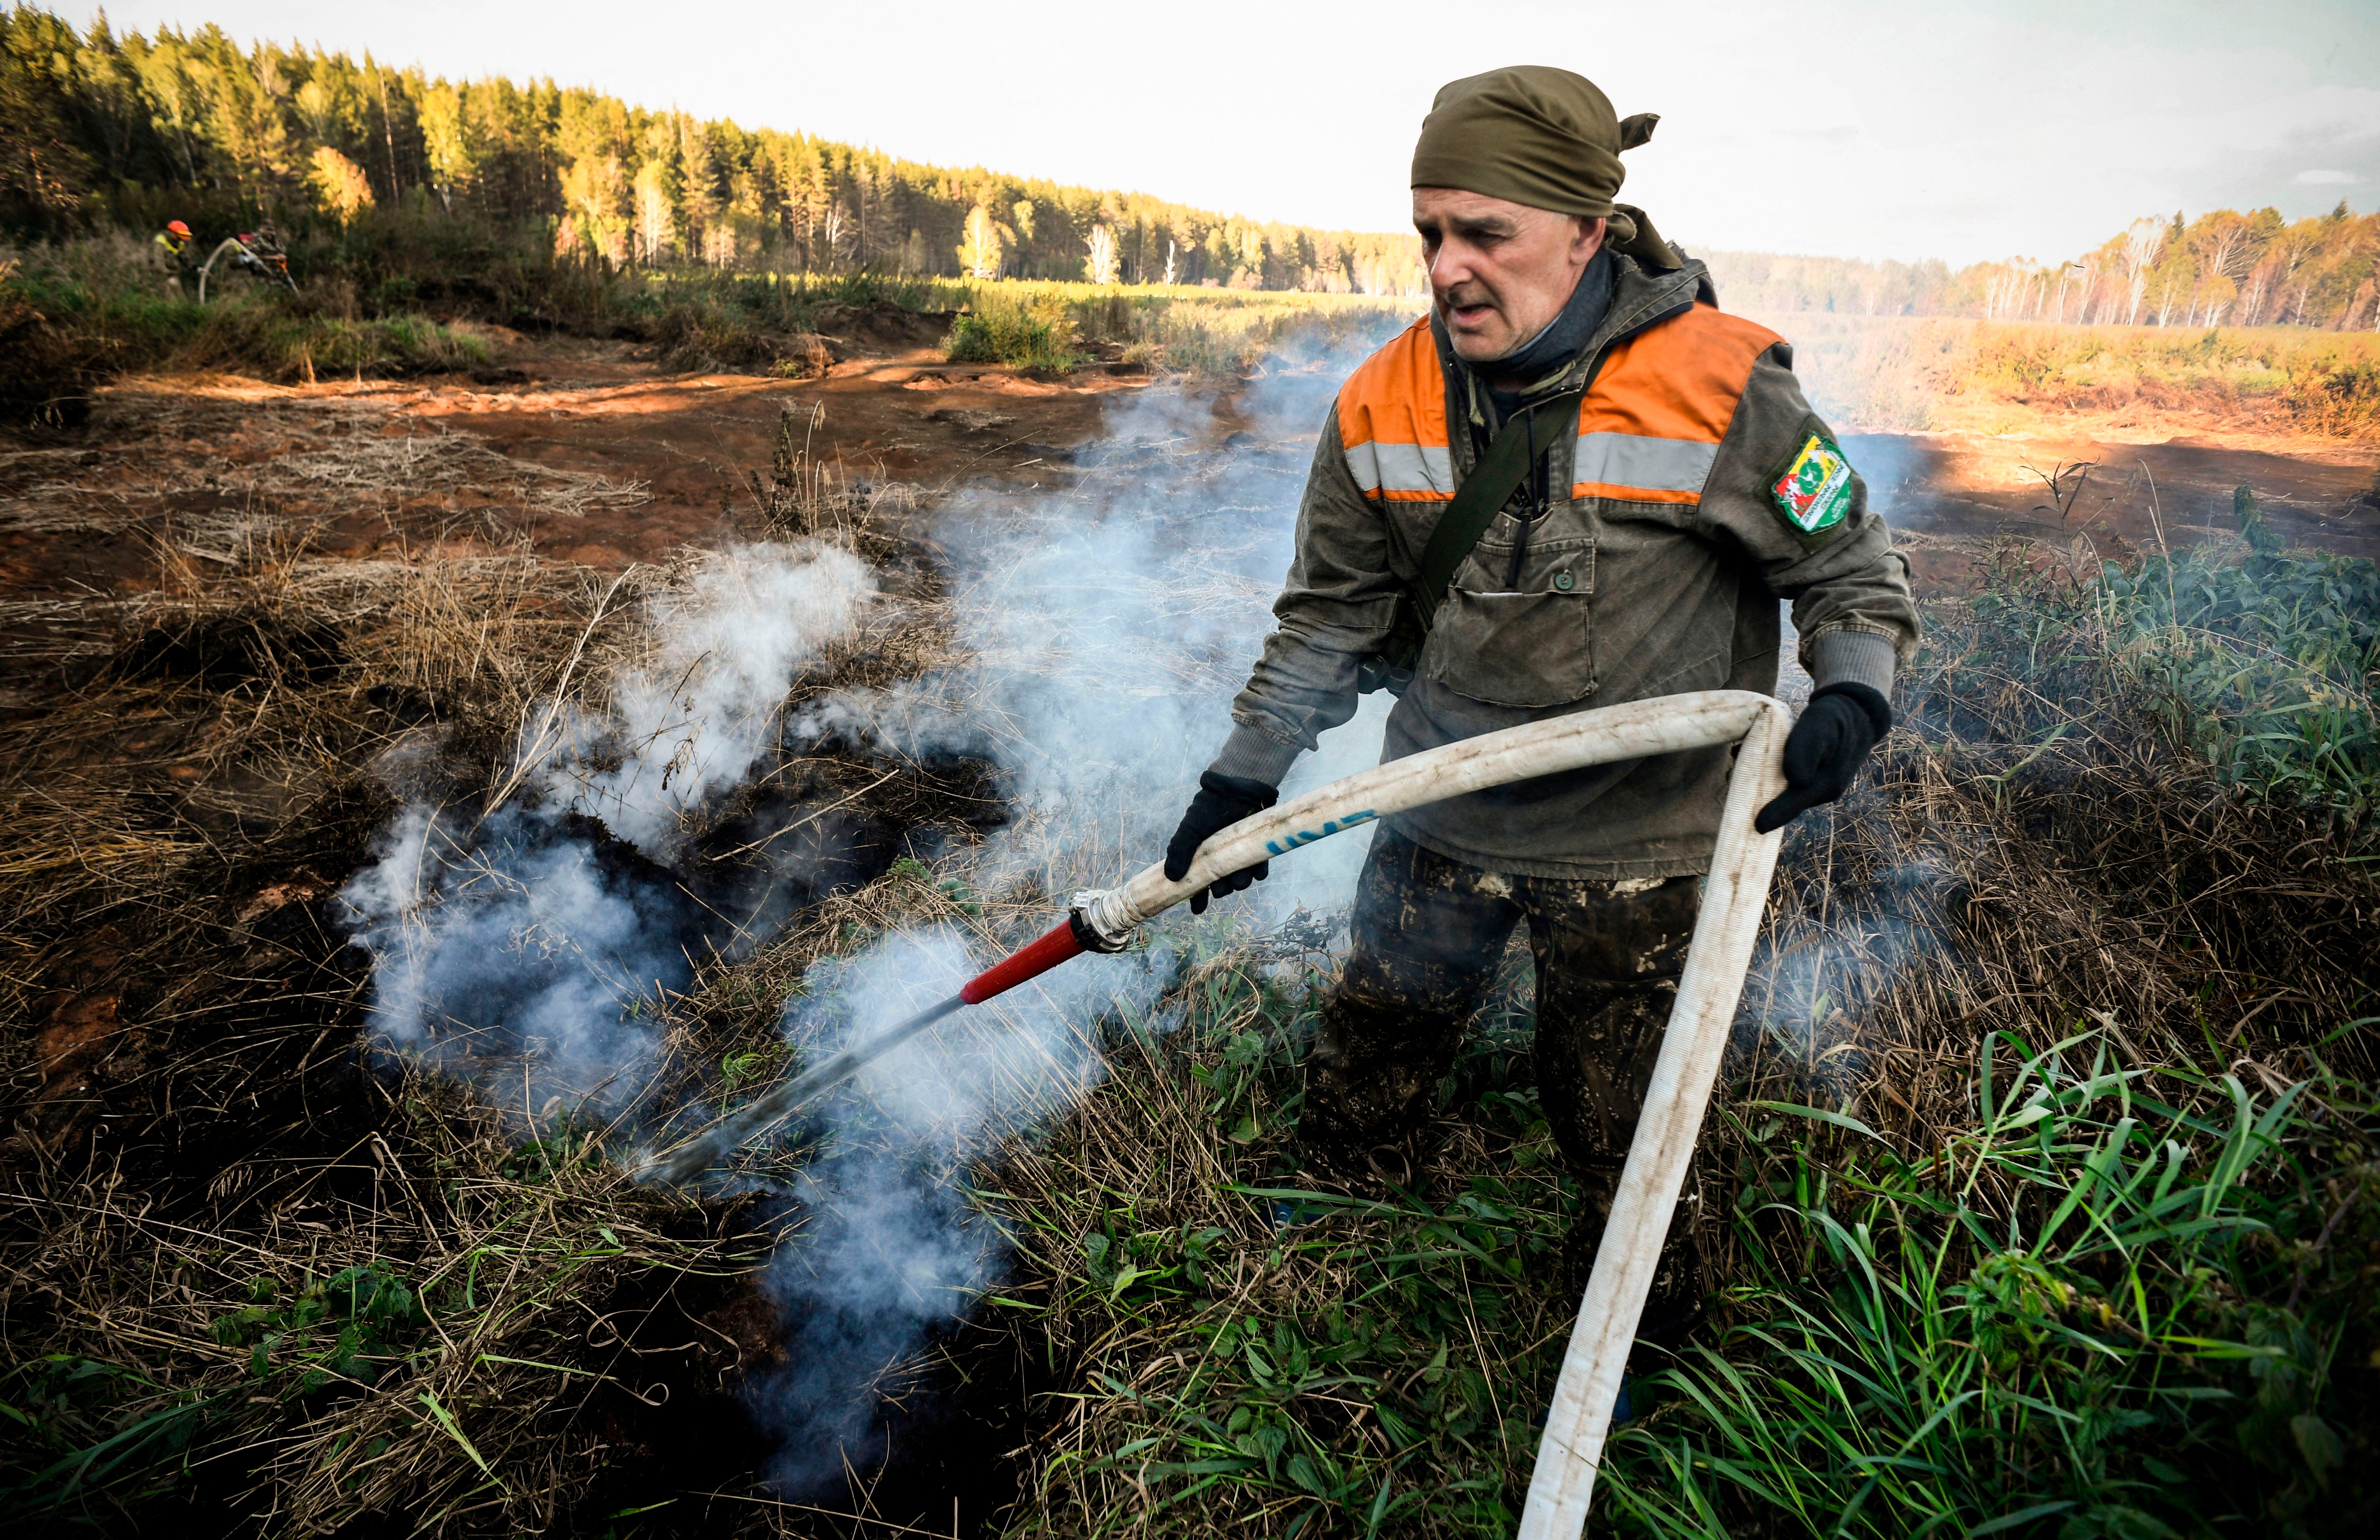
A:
[[1209, 721, 1304, 787], [1806, 628, 1896, 697]]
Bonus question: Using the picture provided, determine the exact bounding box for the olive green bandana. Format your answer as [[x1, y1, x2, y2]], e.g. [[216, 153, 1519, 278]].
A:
[[1410, 65, 1680, 271]]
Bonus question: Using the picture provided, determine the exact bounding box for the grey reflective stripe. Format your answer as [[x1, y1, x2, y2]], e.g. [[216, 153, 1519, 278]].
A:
[[1344, 440, 1455, 498], [1572, 431, 1718, 495]]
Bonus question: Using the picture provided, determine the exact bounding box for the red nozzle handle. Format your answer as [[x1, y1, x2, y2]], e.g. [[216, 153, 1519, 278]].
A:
[[958, 914, 1089, 1005]]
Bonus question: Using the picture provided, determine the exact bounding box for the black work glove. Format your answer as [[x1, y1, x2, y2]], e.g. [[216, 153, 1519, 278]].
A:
[[1754, 682, 1890, 833], [1164, 770, 1279, 914]]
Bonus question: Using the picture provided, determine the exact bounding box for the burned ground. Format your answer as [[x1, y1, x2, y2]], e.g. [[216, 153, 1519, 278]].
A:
[[2, 335, 2375, 1537]]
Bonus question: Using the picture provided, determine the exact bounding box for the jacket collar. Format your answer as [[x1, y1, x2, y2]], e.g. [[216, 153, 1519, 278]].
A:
[[1428, 252, 1711, 427]]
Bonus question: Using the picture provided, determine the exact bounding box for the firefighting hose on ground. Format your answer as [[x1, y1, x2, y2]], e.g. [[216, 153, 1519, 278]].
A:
[[630, 688, 1792, 1537]]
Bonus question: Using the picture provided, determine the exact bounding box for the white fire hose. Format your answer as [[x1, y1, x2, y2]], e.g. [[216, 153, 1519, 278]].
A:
[[1098, 686, 1791, 1533], [643, 688, 1792, 1532]]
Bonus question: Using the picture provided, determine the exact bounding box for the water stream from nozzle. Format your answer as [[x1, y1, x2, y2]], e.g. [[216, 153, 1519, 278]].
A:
[[631, 914, 1090, 1184]]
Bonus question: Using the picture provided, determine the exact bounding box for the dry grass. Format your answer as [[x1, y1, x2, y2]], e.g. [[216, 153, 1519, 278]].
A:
[[0, 359, 1069, 1533], [8, 1077, 770, 1530], [5, 363, 2373, 1537], [1742, 311, 2380, 441], [960, 546, 2378, 1536], [0, 392, 819, 1533]]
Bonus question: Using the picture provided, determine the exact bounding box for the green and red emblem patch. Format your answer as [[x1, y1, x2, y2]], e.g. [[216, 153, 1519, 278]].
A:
[[1769, 427, 1854, 538]]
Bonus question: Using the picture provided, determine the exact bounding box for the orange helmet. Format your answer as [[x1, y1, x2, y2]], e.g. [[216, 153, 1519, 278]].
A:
[[167, 219, 191, 238]]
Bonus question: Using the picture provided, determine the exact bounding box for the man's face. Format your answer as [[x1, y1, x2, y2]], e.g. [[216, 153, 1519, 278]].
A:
[[1412, 188, 1605, 365]]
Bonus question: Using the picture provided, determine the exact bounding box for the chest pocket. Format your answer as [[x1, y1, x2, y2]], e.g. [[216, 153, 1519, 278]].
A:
[[1419, 526, 1597, 709]]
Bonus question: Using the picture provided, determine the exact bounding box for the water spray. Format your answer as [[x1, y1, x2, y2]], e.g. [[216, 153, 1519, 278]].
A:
[[630, 688, 1792, 1537], [629, 917, 1104, 1186]]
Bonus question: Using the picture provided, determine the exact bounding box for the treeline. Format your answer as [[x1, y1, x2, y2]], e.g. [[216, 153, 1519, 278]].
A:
[[1708, 204, 2380, 331], [0, 7, 1428, 294], [6, 8, 2373, 328]]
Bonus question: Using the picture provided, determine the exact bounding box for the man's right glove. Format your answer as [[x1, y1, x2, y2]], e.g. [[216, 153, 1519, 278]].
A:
[[1754, 682, 1890, 833], [1164, 770, 1280, 914]]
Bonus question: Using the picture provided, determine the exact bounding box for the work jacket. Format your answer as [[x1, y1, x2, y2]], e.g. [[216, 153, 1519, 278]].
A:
[[1210, 249, 1919, 880]]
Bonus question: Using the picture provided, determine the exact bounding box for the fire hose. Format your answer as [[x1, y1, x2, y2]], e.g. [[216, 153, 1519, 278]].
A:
[[630, 687, 1792, 1534]]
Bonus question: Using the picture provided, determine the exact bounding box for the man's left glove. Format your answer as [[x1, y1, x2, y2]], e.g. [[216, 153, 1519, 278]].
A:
[[1164, 771, 1279, 914], [1754, 683, 1891, 833]]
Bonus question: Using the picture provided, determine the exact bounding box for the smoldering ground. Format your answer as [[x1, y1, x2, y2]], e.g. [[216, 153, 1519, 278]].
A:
[[338, 541, 880, 1109], [330, 323, 1973, 1503], [738, 366, 1409, 1491], [331, 346, 1408, 1499]]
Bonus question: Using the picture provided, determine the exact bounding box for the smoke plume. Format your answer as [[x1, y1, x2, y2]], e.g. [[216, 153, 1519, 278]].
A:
[[338, 541, 875, 1107], [743, 363, 1400, 1485], [334, 338, 1408, 1496]]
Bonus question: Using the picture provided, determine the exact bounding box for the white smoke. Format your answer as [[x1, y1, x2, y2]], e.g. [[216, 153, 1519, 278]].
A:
[[339, 540, 875, 1106], [537, 543, 877, 856], [336, 334, 1416, 1497], [1733, 845, 1953, 1102], [784, 373, 1393, 922], [749, 921, 1173, 1492], [744, 355, 1405, 1487]]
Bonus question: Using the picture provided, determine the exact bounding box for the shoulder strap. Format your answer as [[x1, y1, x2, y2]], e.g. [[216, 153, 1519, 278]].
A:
[[1411, 385, 1582, 621]]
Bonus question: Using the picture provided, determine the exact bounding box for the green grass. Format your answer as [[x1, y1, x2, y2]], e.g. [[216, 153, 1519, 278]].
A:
[[940, 279, 1414, 376], [989, 948, 2376, 1537], [1948, 532, 2380, 840], [2, 240, 491, 415], [2102, 538, 2379, 831], [993, 925, 1567, 1534], [1598, 1035, 2378, 1539], [4, 221, 1418, 410], [980, 535, 2379, 1538], [0, 1356, 231, 1520]]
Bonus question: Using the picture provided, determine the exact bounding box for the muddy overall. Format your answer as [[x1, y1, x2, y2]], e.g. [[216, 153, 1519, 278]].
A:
[[1300, 828, 1707, 1334]]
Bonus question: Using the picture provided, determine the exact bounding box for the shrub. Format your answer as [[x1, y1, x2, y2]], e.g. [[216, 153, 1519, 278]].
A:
[[947, 286, 1082, 371]]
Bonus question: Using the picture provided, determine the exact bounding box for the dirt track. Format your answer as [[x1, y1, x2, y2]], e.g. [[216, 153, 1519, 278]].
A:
[[1850, 428, 2380, 590]]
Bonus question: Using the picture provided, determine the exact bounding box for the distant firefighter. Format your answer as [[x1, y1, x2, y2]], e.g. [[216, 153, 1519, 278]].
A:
[[153, 219, 194, 294]]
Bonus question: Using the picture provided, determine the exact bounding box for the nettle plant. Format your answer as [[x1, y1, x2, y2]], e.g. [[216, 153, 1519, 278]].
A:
[[211, 1264, 433, 1395]]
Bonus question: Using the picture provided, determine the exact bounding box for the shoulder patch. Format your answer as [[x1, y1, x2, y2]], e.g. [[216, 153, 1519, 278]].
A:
[[1768, 419, 1854, 540]]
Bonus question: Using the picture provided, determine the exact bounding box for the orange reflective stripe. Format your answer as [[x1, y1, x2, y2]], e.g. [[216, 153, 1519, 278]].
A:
[[1337, 318, 1454, 503], [1571, 306, 1780, 504], [1335, 304, 1780, 507]]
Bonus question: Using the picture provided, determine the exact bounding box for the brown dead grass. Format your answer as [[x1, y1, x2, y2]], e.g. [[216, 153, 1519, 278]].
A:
[[0, 395, 843, 1533], [5, 369, 2371, 1537], [973, 544, 2377, 1536], [1745, 311, 2380, 445]]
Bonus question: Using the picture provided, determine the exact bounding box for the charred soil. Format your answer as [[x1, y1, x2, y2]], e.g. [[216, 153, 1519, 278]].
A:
[[3, 334, 2374, 1537]]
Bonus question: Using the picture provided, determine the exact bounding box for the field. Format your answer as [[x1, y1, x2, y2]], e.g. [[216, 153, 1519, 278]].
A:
[[16, 224, 2378, 452], [1744, 310, 2380, 444], [2, 231, 1418, 426], [3, 246, 2378, 1540]]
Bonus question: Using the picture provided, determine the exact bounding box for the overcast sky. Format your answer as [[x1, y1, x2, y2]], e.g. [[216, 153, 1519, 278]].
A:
[[70, 0, 2380, 265]]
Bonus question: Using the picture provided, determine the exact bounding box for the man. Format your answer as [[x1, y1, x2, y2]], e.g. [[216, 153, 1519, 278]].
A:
[[1163, 66, 1917, 1334], [153, 219, 194, 294]]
